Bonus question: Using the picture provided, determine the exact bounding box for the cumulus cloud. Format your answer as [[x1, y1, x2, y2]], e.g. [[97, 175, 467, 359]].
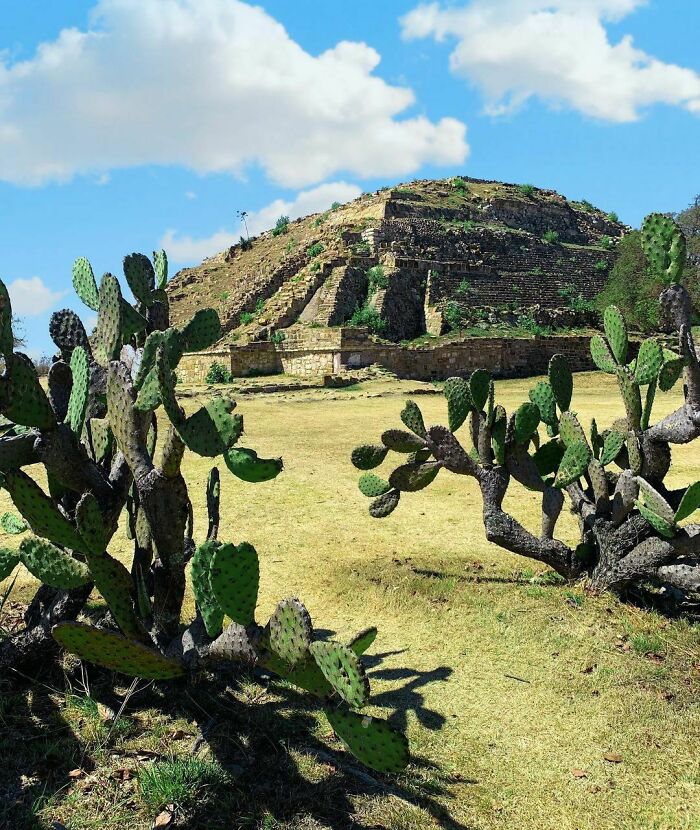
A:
[[400, 1, 700, 122], [7, 277, 67, 316], [161, 181, 363, 264], [0, 0, 468, 187]]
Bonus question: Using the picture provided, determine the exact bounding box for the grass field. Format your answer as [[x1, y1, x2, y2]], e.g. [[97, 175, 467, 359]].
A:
[[1, 371, 699, 830]]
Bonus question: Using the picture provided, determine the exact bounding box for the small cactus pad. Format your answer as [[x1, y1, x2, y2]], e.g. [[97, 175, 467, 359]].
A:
[[154, 249, 168, 289], [558, 412, 587, 449], [0, 280, 14, 358], [283, 657, 333, 697], [469, 368, 491, 412], [554, 441, 591, 488], [191, 540, 224, 638], [381, 430, 425, 453], [369, 490, 400, 518], [603, 306, 628, 365], [49, 309, 92, 361], [93, 274, 123, 365], [388, 462, 440, 492], [72, 257, 99, 311], [178, 398, 243, 457], [658, 350, 685, 392], [641, 213, 686, 283], [310, 641, 370, 709], [634, 338, 663, 386], [19, 536, 90, 590], [514, 402, 540, 445], [358, 473, 392, 498], [269, 597, 313, 666], [529, 381, 557, 427], [224, 447, 283, 483], [210, 542, 259, 626], [443, 377, 472, 432], [548, 354, 573, 412], [616, 367, 642, 430], [0, 548, 20, 581], [179, 309, 221, 352], [4, 470, 85, 551], [325, 708, 409, 774], [88, 552, 143, 639], [351, 444, 389, 470], [75, 493, 108, 554], [491, 408, 507, 464], [600, 430, 625, 466], [3, 353, 56, 429], [533, 439, 565, 477], [67, 346, 90, 436], [123, 253, 156, 306], [675, 482, 700, 523], [347, 627, 377, 656], [120, 299, 148, 342], [400, 400, 427, 438], [590, 335, 616, 373], [88, 417, 113, 462], [636, 503, 675, 538], [1, 512, 28, 534], [53, 622, 185, 679], [636, 478, 676, 525]]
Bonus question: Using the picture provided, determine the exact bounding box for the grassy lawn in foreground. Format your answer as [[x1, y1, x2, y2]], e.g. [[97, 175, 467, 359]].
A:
[[1, 371, 699, 830]]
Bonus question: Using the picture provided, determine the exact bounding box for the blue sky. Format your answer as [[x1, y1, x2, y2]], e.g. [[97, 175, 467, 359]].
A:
[[1, 0, 699, 356]]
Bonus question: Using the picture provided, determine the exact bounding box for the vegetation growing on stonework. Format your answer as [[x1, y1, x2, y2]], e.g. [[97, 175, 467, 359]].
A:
[[354, 213, 700, 603], [272, 215, 290, 237], [0, 250, 408, 775], [205, 361, 233, 384]]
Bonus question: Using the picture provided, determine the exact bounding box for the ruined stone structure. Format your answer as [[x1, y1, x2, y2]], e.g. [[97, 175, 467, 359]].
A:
[[168, 177, 625, 381]]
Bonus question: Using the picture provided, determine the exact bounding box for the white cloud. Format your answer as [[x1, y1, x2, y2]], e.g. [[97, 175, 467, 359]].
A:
[[0, 0, 468, 187], [7, 277, 67, 316], [400, 1, 700, 122], [185, 191, 197, 200], [161, 181, 363, 264]]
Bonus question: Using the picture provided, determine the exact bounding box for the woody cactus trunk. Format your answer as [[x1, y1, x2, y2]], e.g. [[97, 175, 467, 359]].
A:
[[0, 251, 407, 774], [354, 213, 700, 599]]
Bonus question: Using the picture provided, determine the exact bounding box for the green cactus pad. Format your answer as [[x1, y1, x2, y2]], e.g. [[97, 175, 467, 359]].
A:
[[107, 362, 149, 478], [529, 381, 558, 427], [52, 622, 185, 679], [675, 482, 700, 523], [558, 412, 587, 449], [616, 367, 642, 431], [548, 354, 573, 412], [388, 462, 440, 492], [191, 541, 224, 638], [72, 257, 99, 311], [514, 402, 540, 445], [154, 250, 168, 289], [443, 377, 472, 432], [603, 306, 628, 365], [347, 627, 377, 656], [627, 431, 642, 475], [636, 503, 675, 538], [178, 398, 243, 457], [93, 274, 123, 365], [369, 490, 400, 518], [223, 447, 283, 483], [88, 418, 113, 462], [533, 439, 565, 477], [1, 512, 28, 534], [75, 493, 107, 555], [554, 441, 591, 488], [634, 338, 663, 386], [0, 280, 14, 358], [636, 478, 676, 525], [358, 473, 392, 498], [49, 309, 92, 362], [590, 335, 616, 373], [351, 444, 389, 470], [179, 309, 222, 352], [210, 542, 259, 626], [641, 213, 686, 283], [469, 368, 491, 412], [310, 641, 370, 709], [3, 353, 56, 429], [588, 459, 609, 506], [283, 656, 333, 697], [381, 429, 425, 453], [123, 253, 156, 306], [658, 350, 685, 392], [599, 430, 625, 466], [491, 407, 507, 465], [0, 548, 20, 581], [67, 346, 90, 436], [120, 300, 148, 342], [135, 564, 152, 621], [269, 597, 313, 666], [4, 470, 85, 551], [325, 708, 409, 774], [400, 400, 427, 438], [19, 536, 90, 589], [88, 552, 143, 639]]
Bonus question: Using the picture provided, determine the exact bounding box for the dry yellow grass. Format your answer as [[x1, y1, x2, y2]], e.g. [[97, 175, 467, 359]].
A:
[[2, 371, 699, 830]]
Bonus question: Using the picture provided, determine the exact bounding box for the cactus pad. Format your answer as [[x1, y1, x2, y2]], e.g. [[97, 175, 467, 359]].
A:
[[590, 335, 616, 373], [554, 441, 591, 488], [210, 542, 259, 626], [269, 597, 313, 666], [351, 444, 388, 470], [599, 430, 625, 466], [514, 402, 540, 445], [634, 338, 663, 386], [19, 536, 90, 589], [154, 249, 168, 289], [533, 439, 565, 478], [0, 548, 19, 581], [1, 512, 28, 534], [3, 353, 56, 429], [49, 309, 92, 362], [558, 412, 587, 449], [93, 274, 123, 365], [179, 309, 221, 352], [347, 627, 378, 656], [72, 257, 100, 311], [548, 354, 573, 412], [641, 213, 686, 283], [369, 489, 400, 518], [75, 493, 107, 555], [636, 478, 675, 525], [658, 350, 684, 392], [388, 462, 440, 492], [529, 381, 558, 427], [88, 551, 143, 639], [123, 253, 156, 306], [310, 641, 370, 708], [444, 377, 472, 432], [381, 429, 425, 453], [400, 400, 427, 438], [616, 367, 642, 431], [178, 398, 243, 457], [88, 417, 113, 462], [603, 306, 628, 365], [675, 482, 700, 523], [325, 708, 409, 774], [67, 346, 90, 436], [636, 503, 675, 538], [358, 473, 392, 498], [0, 280, 14, 358], [191, 540, 224, 638], [224, 447, 283, 483], [469, 368, 491, 412], [53, 622, 185, 679]]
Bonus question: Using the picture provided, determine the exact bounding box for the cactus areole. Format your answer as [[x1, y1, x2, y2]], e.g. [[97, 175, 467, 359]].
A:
[[355, 214, 700, 601], [0, 251, 407, 775]]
